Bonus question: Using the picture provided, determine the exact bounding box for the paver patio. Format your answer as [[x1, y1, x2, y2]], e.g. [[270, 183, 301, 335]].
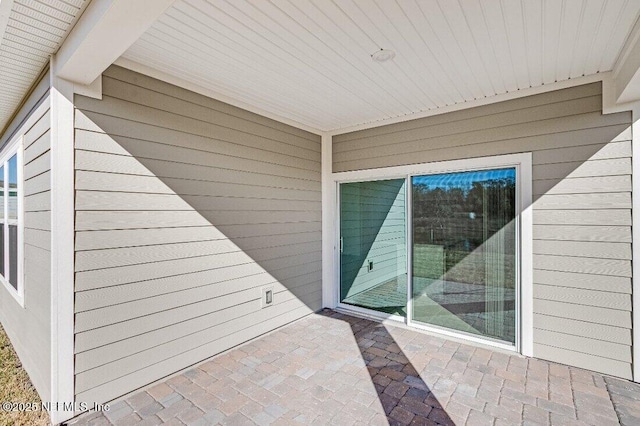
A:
[[67, 309, 640, 426]]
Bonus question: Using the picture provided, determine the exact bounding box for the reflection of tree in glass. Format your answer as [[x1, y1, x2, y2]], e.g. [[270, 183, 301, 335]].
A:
[[413, 174, 516, 285], [413, 177, 515, 247]]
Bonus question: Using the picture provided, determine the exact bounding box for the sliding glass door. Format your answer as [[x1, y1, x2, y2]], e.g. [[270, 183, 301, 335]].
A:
[[338, 164, 518, 346], [339, 179, 407, 316], [411, 168, 516, 344]]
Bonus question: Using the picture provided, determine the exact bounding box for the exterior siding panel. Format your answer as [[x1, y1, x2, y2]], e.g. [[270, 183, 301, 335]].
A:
[[333, 82, 633, 379], [73, 66, 322, 404]]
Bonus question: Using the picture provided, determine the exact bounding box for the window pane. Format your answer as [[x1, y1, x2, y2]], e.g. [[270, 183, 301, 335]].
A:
[[8, 225, 17, 289], [340, 179, 407, 316], [8, 155, 17, 220], [411, 168, 517, 344], [7, 155, 17, 289]]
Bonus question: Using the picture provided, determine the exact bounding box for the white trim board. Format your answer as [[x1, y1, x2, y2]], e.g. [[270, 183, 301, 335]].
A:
[[321, 133, 335, 308], [519, 155, 534, 358], [56, 0, 177, 85], [613, 14, 640, 81], [49, 55, 76, 424], [334, 304, 520, 356], [74, 75, 102, 100], [632, 106, 640, 383], [330, 153, 534, 356], [611, 14, 640, 104], [332, 152, 532, 183], [336, 303, 406, 325]]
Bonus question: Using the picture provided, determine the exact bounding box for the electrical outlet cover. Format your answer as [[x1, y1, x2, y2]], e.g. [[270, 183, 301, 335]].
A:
[[261, 286, 274, 308]]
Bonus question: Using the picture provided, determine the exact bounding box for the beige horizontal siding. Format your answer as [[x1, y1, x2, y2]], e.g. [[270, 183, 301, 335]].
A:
[[75, 149, 319, 191], [75, 131, 321, 177], [74, 263, 321, 354], [24, 170, 51, 196], [533, 175, 631, 195], [76, 239, 321, 273], [75, 294, 318, 393], [534, 313, 631, 345], [533, 254, 631, 277], [535, 344, 631, 379], [532, 158, 631, 179], [532, 240, 631, 260], [24, 228, 50, 251], [533, 209, 630, 226], [534, 329, 630, 362], [76, 191, 321, 212], [75, 263, 321, 313], [534, 299, 631, 329], [76, 250, 320, 292], [75, 272, 320, 334], [533, 270, 630, 293], [534, 285, 631, 310], [75, 170, 320, 200], [333, 82, 633, 380], [24, 150, 50, 179], [76, 282, 320, 366], [75, 227, 319, 251], [532, 224, 631, 242], [533, 140, 630, 164], [74, 66, 322, 404], [76, 300, 318, 404], [98, 66, 318, 145]]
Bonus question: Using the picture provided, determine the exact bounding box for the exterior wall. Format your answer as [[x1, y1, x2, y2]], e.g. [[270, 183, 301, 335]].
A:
[[333, 82, 633, 379], [73, 66, 322, 403], [0, 71, 52, 401]]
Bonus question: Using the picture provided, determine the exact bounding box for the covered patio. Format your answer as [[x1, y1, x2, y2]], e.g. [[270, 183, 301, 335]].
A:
[[1, 1, 640, 424], [69, 311, 640, 426]]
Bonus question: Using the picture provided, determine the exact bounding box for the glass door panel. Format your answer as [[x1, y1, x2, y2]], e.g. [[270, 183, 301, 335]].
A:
[[411, 168, 516, 344], [340, 179, 407, 316]]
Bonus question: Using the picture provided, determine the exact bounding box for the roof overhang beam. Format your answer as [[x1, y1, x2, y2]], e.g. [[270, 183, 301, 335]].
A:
[[55, 0, 175, 85], [614, 17, 640, 104]]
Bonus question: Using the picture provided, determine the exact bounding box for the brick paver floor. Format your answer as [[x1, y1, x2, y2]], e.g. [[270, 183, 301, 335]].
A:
[[67, 309, 640, 425]]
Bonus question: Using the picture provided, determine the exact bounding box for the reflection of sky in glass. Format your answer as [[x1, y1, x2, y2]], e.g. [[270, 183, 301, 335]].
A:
[[412, 168, 515, 191], [8, 155, 17, 186], [8, 155, 17, 220]]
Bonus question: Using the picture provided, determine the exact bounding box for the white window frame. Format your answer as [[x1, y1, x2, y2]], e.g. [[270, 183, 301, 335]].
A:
[[331, 153, 533, 356], [0, 135, 24, 307]]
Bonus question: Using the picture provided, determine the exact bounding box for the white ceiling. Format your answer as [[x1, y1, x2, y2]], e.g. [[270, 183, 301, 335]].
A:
[[0, 0, 88, 132], [121, 0, 640, 132]]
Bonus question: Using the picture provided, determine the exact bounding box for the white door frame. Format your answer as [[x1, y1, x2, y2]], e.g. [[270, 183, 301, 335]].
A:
[[330, 153, 533, 356]]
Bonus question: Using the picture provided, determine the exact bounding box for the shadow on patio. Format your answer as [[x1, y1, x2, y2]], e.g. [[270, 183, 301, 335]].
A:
[[67, 309, 640, 426], [340, 312, 452, 425]]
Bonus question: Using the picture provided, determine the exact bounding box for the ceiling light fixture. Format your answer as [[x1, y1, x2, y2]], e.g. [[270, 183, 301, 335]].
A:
[[371, 49, 396, 63]]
